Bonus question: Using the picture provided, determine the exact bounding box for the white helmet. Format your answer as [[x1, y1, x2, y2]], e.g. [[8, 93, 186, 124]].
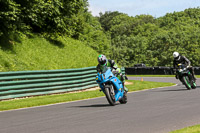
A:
[[173, 52, 180, 60], [173, 52, 179, 58]]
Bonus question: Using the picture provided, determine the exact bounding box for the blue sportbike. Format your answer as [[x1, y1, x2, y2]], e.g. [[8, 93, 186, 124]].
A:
[[96, 66, 127, 106]]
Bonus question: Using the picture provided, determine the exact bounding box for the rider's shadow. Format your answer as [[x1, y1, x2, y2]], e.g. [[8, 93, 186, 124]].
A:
[[71, 103, 120, 108]]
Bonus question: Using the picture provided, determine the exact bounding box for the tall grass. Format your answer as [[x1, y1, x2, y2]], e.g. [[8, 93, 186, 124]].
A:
[[0, 35, 99, 72]]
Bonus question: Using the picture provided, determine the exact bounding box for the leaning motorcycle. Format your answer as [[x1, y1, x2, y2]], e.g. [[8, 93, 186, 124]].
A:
[[96, 66, 127, 106], [176, 64, 196, 90]]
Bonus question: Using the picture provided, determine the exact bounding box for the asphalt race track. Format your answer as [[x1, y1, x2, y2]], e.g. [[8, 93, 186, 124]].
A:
[[0, 77, 200, 133]]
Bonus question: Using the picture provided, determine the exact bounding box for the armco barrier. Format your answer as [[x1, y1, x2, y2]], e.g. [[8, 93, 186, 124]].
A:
[[125, 66, 200, 75], [0, 66, 98, 100], [194, 67, 200, 75], [0, 66, 126, 100]]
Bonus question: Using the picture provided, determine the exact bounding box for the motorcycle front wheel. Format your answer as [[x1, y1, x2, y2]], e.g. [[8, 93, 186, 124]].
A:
[[191, 81, 197, 89], [182, 76, 192, 90], [105, 85, 116, 106]]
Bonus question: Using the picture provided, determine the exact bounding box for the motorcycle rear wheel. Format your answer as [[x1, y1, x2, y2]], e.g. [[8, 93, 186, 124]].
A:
[[182, 76, 192, 90], [105, 85, 116, 106]]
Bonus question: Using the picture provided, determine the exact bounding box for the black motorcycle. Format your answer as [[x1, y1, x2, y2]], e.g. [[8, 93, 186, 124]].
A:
[[176, 64, 196, 90]]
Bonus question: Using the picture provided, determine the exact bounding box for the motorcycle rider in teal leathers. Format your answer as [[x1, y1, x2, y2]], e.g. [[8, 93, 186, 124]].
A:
[[96, 54, 128, 92], [173, 52, 196, 81]]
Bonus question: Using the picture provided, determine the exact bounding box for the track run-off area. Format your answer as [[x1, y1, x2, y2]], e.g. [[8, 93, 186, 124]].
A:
[[0, 77, 200, 133]]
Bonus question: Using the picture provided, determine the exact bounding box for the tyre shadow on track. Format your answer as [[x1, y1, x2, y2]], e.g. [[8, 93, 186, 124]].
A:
[[71, 103, 120, 108]]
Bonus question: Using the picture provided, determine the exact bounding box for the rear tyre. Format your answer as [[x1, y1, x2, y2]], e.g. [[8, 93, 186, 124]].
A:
[[119, 91, 127, 104], [105, 85, 115, 106], [182, 76, 192, 90]]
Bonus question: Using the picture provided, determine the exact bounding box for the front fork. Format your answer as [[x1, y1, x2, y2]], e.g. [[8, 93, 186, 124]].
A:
[[188, 72, 194, 81], [179, 73, 193, 85]]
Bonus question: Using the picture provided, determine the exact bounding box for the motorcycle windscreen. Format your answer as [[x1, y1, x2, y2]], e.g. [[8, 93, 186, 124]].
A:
[[101, 66, 111, 73]]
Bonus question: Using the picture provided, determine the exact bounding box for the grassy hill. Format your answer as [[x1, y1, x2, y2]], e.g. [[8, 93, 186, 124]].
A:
[[0, 35, 99, 72]]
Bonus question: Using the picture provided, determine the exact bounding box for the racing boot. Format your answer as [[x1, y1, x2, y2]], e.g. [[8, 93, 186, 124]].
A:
[[191, 68, 197, 81], [192, 74, 197, 81], [123, 82, 128, 92], [179, 77, 184, 85]]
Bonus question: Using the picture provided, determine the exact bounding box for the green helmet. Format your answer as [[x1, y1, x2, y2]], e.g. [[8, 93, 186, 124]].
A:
[[98, 54, 107, 66]]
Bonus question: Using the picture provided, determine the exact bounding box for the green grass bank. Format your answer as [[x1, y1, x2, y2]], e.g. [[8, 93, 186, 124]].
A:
[[0, 35, 99, 72]]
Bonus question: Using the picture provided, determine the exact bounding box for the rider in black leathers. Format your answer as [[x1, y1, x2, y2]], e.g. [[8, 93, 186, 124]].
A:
[[173, 52, 196, 81]]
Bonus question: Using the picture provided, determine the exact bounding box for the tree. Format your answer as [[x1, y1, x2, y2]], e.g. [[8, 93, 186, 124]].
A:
[[0, 0, 24, 38]]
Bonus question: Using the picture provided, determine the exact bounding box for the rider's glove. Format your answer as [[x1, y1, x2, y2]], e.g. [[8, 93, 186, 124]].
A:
[[113, 66, 117, 70]]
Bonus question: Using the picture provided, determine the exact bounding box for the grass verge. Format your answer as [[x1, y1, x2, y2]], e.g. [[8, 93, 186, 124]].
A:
[[126, 80, 175, 92], [170, 124, 200, 133], [0, 80, 175, 111], [0, 35, 99, 72]]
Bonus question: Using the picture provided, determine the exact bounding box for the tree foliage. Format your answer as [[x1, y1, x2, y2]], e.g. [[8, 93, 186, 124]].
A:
[[0, 0, 110, 54], [98, 8, 200, 67], [1, 1, 200, 68], [0, 0, 24, 37]]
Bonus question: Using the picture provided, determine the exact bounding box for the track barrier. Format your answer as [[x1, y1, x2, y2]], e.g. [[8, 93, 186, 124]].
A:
[[0, 66, 98, 100], [125, 66, 200, 75], [0, 66, 126, 100]]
